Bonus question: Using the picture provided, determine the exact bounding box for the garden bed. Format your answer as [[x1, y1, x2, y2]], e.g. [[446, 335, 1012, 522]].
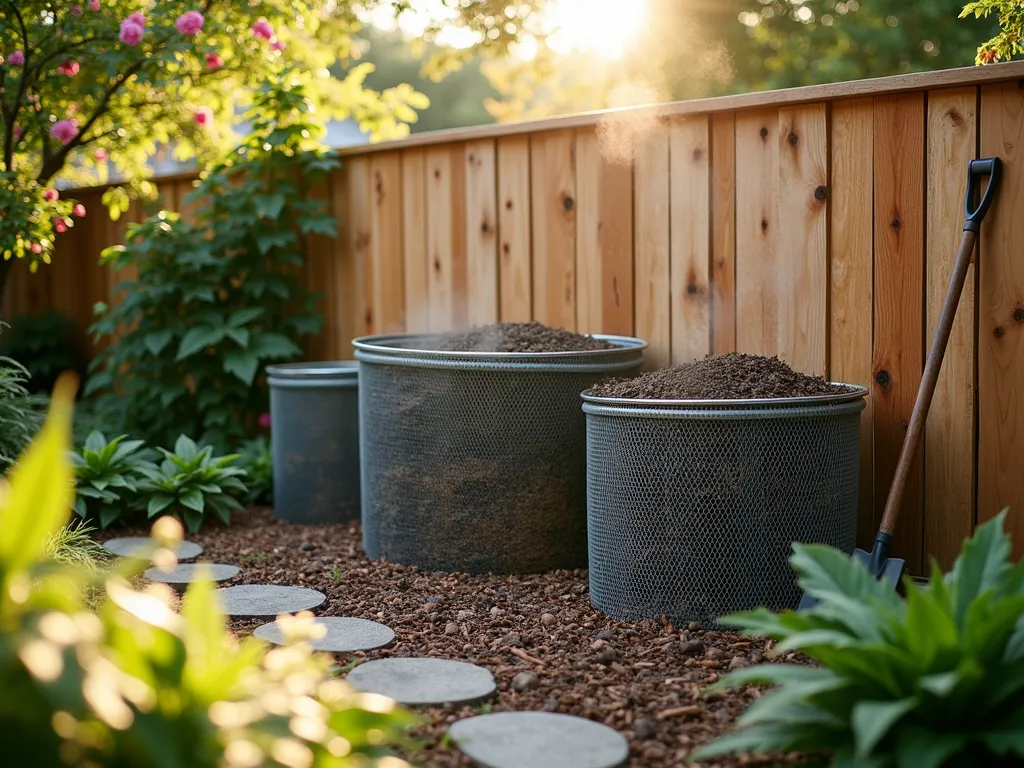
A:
[[96, 508, 800, 768]]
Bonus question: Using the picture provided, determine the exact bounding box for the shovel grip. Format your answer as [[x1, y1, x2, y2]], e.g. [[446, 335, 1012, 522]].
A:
[[965, 157, 1002, 233]]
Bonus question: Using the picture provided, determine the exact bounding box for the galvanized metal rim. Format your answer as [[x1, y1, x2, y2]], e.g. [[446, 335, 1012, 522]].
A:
[[581, 383, 868, 408], [266, 361, 359, 380], [352, 332, 647, 359]]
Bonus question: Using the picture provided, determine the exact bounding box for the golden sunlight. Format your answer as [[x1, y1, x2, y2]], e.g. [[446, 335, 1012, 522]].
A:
[[543, 0, 648, 60]]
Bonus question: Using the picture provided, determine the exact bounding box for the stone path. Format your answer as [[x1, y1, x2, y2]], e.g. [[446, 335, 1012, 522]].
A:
[[254, 616, 395, 652], [214, 584, 326, 617], [346, 657, 497, 707], [448, 711, 630, 768], [104, 536, 203, 561], [145, 563, 240, 590]]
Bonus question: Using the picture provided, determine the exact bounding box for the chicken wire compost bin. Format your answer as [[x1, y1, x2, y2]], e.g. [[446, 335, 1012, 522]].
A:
[[354, 333, 647, 574], [267, 362, 361, 525], [581, 386, 868, 628]]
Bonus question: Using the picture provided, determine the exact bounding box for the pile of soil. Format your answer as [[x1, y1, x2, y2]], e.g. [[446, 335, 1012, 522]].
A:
[[98, 509, 801, 768], [589, 353, 849, 400], [414, 322, 615, 353]]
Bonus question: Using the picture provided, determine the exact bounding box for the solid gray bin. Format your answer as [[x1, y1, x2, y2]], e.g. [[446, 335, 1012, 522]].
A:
[[267, 362, 360, 525]]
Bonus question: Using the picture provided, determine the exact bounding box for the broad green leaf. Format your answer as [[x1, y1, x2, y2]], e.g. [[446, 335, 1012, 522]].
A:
[[692, 721, 844, 760], [228, 307, 264, 327], [790, 543, 902, 611], [100, 506, 123, 529], [112, 439, 147, 463], [1005, 616, 1024, 663], [175, 326, 226, 361], [949, 510, 1013, 629], [711, 663, 834, 691], [174, 435, 199, 462], [852, 698, 916, 758], [180, 489, 205, 514], [147, 494, 176, 518], [181, 570, 226, 680], [183, 508, 204, 534], [225, 328, 250, 348], [144, 330, 174, 357], [917, 671, 960, 698], [903, 578, 958, 664], [895, 726, 964, 768], [250, 332, 302, 359], [223, 350, 260, 386], [84, 430, 107, 453], [254, 193, 286, 219]]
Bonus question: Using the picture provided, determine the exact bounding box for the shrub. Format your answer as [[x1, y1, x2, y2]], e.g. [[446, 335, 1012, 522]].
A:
[[0, 377, 419, 767], [70, 431, 154, 528], [0, 310, 87, 396], [88, 81, 331, 452], [0, 342, 43, 472], [135, 435, 248, 533], [237, 435, 274, 505], [693, 513, 1024, 768]]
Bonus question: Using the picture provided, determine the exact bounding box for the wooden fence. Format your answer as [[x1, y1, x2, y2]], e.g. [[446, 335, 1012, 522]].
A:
[[5, 61, 1024, 571]]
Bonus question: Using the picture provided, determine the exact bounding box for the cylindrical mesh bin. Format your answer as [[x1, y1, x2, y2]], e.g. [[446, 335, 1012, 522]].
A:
[[267, 362, 360, 525], [582, 388, 867, 628], [354, 334, 646, 574]]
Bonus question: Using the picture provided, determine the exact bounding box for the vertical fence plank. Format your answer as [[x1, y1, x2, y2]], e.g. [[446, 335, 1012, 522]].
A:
[[497, 136, 532, 322], [830, 98, 876, 550], [303, 179, 335, 361], [530, 130, 576, 330], [926, 88, 978, 569], [735, 110, 778, 358], [873, 92, 925, 574], [327, 163, 355, 358], [402, 150, 429, 333], [777, 105, 828, 375], [979, 82, 1024, 555], [711, 112, 736, 355], [465, 139, 499, 326], [669, 117, 711, 365], [347, 157, 373, 345], [425, 145, 468, 332], [369, 152, 405, 334], [575, 128, 634, 337], [634, 125, 671, 369]]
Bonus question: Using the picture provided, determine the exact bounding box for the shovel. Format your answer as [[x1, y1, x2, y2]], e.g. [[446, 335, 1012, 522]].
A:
[[798, 156, 1002, 611]]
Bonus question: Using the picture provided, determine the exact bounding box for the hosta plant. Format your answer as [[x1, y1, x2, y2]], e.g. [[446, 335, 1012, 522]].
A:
[[70, 431, 153, 527], [135, 435, 248, 533], [0, 377, 419, 767], [237, 435, 273, 505], [693, 512, 1024, 768]]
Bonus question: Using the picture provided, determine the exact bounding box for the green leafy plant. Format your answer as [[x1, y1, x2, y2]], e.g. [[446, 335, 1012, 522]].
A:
[[0, 311, 88, 396], [693, 512, 1024, 768], [70, 430, 153, 528], [963, 1, 1024, 63], [134, 435, 248, 533], [237, 435, 273, 505], [0, 340, 42, 471], [0, 378, 420, 767], [42, 520, 107, 574]]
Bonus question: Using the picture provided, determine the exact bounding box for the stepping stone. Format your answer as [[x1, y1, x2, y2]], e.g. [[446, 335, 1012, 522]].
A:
[[346, 658, 496, 707], [144, 563, 240, 590], [449, 712, 629, 768], [214, 584, 326, 618], [104, 537, 203, 561], [254, 617, 395, 652]]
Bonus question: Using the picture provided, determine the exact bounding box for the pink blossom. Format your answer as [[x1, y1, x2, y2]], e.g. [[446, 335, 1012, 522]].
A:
[[205, 52, 223, 70], [12, 125, 22, 138], [54, 220, 67, 234], [71, 6, 83, 15], [127, 12, 145, 27], [50, 119, 78, 144], [270, 39, 286, 52], [43, 189, 58, 202], [57, 59, 80, 76], [175, 10, 204, 36], [251, 18, 274, 40], [30, 243, 42, 255], [72, 203, 86, 217], [193, 106, 213, 126], [258, 413, 271, 429], [89, 0, 100, 9], [8, 50, 24, 66], [94, 148, 107, 161], [119, 20, 144, 46]]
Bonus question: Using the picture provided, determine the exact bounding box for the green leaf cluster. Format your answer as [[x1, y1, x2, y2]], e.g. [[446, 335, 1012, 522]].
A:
[[962, 1, 1024, 63], [0, 327, 43, 472], [0, 382, 420, 767], [0, 310, 87, 396], [694, 514, 1024, 768], [70, 430, 154, 527], [237, 435, 274, 506], [87, 81, 330, 452]]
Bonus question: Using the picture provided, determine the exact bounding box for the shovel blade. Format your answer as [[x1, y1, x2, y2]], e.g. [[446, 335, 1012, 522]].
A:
[[796, 549, 906, 612]]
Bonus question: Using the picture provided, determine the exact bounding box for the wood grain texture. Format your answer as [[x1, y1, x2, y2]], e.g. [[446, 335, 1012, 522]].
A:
[[978, 82, 1024, 556], [711, 112, 736, 355], [327, 162, 355, 358], [735, 110, 778, 358], [401, 149, 429, 333], [574, 128, 633, 337], [830, 98, 876, 550], [369, 152, 405, 334], [633, 124, 671, 369], [464, 139, 499, 325], [777, 105, 828, 375], [669, 117, 711, 365], [531, 130, 577, 330], [347, 157, 373, 346], [872, 92, 925, 574], [925, 88, 978, 570], [497, 136, 532, 322], [303, 179, 335, 361], [425, 145, 468, 331]]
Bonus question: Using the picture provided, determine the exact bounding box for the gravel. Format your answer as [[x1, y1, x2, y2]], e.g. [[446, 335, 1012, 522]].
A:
[[97, 508, 800, 767]]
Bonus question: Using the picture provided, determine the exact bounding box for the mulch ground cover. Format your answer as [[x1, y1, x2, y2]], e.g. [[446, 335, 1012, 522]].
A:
[[97, 508, 803, 768]]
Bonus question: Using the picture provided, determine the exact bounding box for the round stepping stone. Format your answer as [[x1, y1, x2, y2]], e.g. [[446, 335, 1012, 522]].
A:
[[104, 537, 203, 561], [449, 712, 629, 768], [346, 658, 496, 706], [254, 617, 395, 652], [214, 584, 326, 618], [144, 563, 240, 590]]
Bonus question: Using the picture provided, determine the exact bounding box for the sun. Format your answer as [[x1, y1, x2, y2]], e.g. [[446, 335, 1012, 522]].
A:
[[543, 0, 648, 60]]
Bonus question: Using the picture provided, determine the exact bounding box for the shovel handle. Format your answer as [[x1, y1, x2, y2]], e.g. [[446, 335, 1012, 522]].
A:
[[879, 158, 1002, 535]]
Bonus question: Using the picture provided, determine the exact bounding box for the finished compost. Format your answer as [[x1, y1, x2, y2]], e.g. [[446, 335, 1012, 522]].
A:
[[420, 321, 615, 353]]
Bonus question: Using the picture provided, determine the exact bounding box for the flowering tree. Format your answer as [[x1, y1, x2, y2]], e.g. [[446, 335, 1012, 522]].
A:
[[0, 0, 542, 304], [963, 1, 1024, 63]]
